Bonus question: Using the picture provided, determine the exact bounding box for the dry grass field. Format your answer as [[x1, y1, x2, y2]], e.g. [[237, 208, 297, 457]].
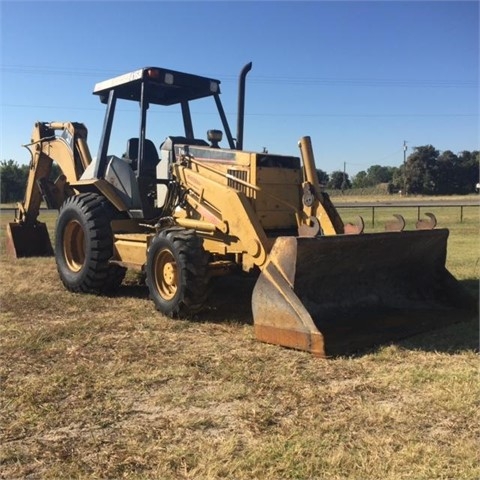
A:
[[1, 200, 479, 479]]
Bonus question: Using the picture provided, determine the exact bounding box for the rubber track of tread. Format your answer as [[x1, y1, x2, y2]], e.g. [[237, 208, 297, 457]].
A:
[[57, 193, 125, 294]]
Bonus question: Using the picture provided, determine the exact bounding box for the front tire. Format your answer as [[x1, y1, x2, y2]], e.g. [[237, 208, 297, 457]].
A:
[[55, 192, 126, 293], [146, 228, 209, 317]]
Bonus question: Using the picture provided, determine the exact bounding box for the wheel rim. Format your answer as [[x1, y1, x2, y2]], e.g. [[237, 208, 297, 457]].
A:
[[154, 248, 178, 300], [63, 219, 85, 272]]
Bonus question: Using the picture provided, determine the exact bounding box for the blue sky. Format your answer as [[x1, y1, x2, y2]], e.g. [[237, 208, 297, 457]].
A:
[[1, 1, 478, 177]]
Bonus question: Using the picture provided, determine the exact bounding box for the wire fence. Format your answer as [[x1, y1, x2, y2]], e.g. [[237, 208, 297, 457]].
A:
[[336, 203, 480, 228]]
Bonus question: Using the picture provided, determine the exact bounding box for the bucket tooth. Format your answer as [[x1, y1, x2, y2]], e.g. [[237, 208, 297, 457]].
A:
[[416, 212, 437, 230], [344, 216, 365, 234], [385, 214, 406, 232]]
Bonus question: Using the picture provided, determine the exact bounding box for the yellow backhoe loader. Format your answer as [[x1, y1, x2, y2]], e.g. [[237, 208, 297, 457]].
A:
[[6, 63, 476, 357]]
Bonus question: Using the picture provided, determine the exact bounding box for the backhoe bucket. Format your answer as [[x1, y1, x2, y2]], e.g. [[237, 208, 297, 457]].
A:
[[6, 222, 54, 258], [252, 229, 477, 357]]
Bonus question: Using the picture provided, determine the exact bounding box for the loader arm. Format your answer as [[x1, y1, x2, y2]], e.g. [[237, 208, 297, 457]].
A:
[[172, 160, 270, 270], [170, 138, 354, 270], [297, 136, 360, 236], [6, 122, 93, 258]]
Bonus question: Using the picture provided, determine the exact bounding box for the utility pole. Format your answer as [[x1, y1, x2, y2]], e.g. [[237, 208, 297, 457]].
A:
[[403, 140, 408, 195], [342, 161, 346, 193]]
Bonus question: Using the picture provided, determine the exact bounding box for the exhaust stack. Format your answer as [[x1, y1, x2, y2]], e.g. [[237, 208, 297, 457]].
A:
[[236, 62, 252, 150]]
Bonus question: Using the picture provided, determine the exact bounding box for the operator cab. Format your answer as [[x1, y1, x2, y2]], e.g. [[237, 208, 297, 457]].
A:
[[90, 66, 244, 219]]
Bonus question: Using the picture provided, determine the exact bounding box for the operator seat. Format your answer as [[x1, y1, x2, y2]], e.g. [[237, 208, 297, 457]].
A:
[[125, 137, 161, 218], [126, 137, 160, 178]]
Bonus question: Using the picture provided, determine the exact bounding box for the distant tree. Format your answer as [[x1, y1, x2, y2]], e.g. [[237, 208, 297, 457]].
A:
[[0, 160, 29, 203], [391, 165, 405, 192], [327, 170, 351, 190], [352, 165, 397, 189], [0, 160, 64, 203], [386, 166, 401, 192], [352, 170, 368, 188], [316, 169, 329, 186], [456, 150, 480, 194], [404, 147, 478, 195], [366, 165, 393, 185], [405, 145, 439, 194], [436, 150, 480, 195], [435, 150, 458, 194]]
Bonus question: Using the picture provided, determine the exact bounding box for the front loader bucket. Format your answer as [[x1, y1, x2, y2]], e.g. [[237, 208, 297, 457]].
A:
[[6, 222, 54, 258], [252, 229, 477, 357]]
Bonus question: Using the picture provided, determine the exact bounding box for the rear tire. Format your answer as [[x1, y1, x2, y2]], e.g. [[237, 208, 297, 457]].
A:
[[55, 192, 126, 293], [146, 228, 209, 317]]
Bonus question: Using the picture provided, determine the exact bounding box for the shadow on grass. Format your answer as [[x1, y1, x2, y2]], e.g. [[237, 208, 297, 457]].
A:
[[113, 273, 478, 356], [396, 316, 479, 354], [346, 278, 478, 357], [200, 276, 479, 355], [115, 282, 150, 300], [201, 274, 257, 325], [395, 278, 478, 355], [460, 278, 479, 299], [112, 271, 257, 325]]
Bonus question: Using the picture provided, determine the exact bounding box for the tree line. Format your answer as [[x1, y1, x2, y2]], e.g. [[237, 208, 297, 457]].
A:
[[1, 145, 479, 203], [318, 146, 479, 194], [0, 160, 31, 203], [0, 160, 63, 203]]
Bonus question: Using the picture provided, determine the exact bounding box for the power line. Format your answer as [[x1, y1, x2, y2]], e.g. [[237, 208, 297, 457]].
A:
[[1, 65, 477, 88], [1, 103, 476, 118]]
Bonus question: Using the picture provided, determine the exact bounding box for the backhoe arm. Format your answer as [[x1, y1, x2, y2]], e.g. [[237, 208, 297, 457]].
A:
[[16, 121, 92, 225], [6, 122, 93, 258]]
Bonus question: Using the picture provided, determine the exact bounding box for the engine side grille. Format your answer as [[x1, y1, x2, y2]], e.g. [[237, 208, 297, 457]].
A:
[[227, 169, 250, 196]]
